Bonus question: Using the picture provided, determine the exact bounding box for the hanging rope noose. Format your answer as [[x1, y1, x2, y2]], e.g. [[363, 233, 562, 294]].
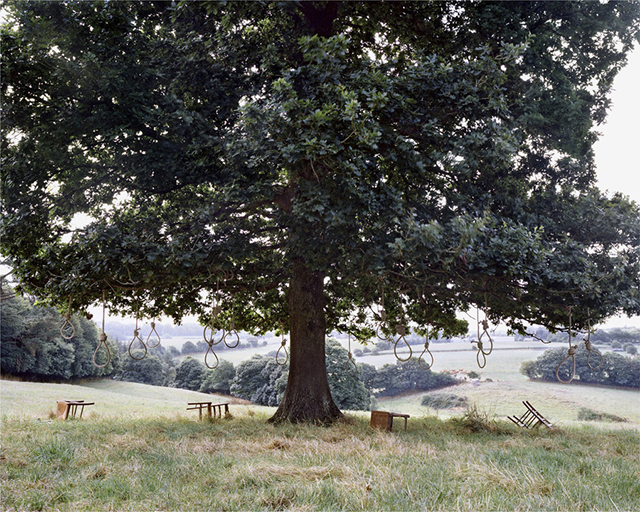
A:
[[128, 302, 147, 360], [93, 291, 111, 368], [418, 326, 434, 370], [60, 296, 75, 340], [222, 292, 240, 349], [146, 319, 161, 348], [203, 282, 225, 347], [345, 333, 357, 375], [556, 307, 577, 384], [204, 341, 220, 370], [584, 312, 603, 370], [375, 286, 392, 342], [276, 322, 289, 366], [203, 290, 223, 369], [393, 323, 413, 362]]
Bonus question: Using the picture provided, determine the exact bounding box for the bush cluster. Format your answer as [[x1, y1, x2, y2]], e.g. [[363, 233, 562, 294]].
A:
[[421, 393, 468, 409], [520, 343, 640, 388]]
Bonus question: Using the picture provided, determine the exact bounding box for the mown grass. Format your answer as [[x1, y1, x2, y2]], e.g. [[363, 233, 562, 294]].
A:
[[2, 406, 639, 511]]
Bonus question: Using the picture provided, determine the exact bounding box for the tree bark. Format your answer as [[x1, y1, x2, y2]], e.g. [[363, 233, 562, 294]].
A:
[[269, 259, 343, 424]]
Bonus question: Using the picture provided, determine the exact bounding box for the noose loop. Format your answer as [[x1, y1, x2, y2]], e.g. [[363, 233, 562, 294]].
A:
[[146, 320, 161, 348], [60, 296, 75, 340], [556, 307, 577, 384], [93, 292, 111, 368], [276, 322, 289, 366], [418, 327, 434, 370], [345, 333, 358, 376], [584, 313, 603, 370], [375, 286, 392, 342], [204, 342, 220, 369], [393, 323, 413, 362], [471, 304, 493, 368], [128, 306, 147, 360], [222, 296, 240, 349], [203, 282, 224, 344], [476, 340, 487, 368]]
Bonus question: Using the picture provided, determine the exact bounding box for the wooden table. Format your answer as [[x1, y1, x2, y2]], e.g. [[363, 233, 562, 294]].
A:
[[370, 410, 410, 432], [56, 400, 95, 420], [187, 401, 229, 420]]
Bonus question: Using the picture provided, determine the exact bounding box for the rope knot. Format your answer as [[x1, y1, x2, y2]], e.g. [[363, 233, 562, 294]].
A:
[[99, 333, 107, 342], [396, 324, 406, 337], [585, 339, 593, 351], [568, 345, 577, 356]]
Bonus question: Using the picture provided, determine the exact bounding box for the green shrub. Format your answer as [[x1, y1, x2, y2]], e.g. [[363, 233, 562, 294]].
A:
[[421, 393, 468, 409], [577, 407, 627, 423]]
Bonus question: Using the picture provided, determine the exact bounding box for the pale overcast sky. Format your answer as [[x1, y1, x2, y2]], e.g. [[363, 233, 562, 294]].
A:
[[594, 46, 640, 204], [593, 46, 640, 328]]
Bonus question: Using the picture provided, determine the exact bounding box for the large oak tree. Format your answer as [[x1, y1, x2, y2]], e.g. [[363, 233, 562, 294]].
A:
[[2, 1, 640, 422]]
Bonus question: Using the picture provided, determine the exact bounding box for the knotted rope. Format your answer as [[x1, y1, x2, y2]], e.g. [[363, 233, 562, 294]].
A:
[[146, 320, 161, 348], [128, 305, 147, 360], [375, 287, 392, 342], [471, 303, 494, 369], [584, 315, 603, 370], [556, 307, 577, 384], [203, 292, 224, 369], [222, 295, 240, 349], [60, 296, 75, 340], [276, 322, 289, 366], [345, 333, 358, 375], [393, 323, 413, 362], [418, 326, 434, 370], [93, 291, 111, 368]]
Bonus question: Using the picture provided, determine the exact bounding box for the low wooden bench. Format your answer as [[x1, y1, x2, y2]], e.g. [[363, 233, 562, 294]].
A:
[[56, 400, 95, 420], [370, 410, 410, 432], [508, 401, 552, 429], [187, 401, 229, 420]]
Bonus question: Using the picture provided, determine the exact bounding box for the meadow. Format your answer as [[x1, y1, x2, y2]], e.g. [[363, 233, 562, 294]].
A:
[[2, 336, 639, 511], [1, 375, 639, 512]]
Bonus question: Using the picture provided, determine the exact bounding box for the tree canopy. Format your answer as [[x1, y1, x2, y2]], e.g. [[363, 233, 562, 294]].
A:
[[2, 1, 640, 422]]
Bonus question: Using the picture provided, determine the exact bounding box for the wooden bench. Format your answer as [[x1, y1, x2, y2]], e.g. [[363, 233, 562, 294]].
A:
[[56, 400, 95, 420], [508, 401, 552, 429], [187, 401, 229, 420], [370, 410, 410, 432]]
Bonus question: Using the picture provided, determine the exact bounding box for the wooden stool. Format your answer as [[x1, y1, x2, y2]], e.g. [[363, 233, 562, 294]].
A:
[[187, 401, 229, 419], [56, 400, 95, 420], [370, 410, 410, 432], [508, 401, 552, 429]]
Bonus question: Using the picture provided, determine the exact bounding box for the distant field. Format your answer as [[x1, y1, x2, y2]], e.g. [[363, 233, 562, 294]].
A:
[[0, 379, 266, 421], [1, 380, 639, 512]]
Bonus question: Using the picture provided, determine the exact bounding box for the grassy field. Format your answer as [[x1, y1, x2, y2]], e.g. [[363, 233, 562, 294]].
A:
[[1, 378, 640, 511]]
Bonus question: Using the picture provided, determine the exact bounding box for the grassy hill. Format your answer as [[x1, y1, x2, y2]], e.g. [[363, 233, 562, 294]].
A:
[[1, 378, 639, 511]]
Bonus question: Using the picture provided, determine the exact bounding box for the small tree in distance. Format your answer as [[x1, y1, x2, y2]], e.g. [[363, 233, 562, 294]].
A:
[[2, 2, 640, 423]]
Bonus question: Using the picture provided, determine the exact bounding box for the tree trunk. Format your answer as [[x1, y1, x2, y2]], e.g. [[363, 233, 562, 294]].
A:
[[269, 259, 343, 424]]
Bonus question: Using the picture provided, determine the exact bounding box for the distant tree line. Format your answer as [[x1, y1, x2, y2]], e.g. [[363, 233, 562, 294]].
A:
[[1, 292, 121, 380], [520, 344, 640, 388], [170, 339, 458, 411], [515, 326, 640, 346], [1, 293, 458, 409]]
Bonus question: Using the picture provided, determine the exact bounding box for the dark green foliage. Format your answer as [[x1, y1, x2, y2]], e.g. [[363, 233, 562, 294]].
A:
[[2, 1, 640, 421], [520, 344, 640, 388], [324, 339, 370, 411], [120, 351, 164, 386], [577, 408, 627, 423], [199, 360, 235, 395], [181, 341, 199, 355], [230, 355, 286, 406], [0, 290, 120, 380], [363, 359, 458, 397], [422, 393, 469, 409], [173, 357, 206, 391]]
